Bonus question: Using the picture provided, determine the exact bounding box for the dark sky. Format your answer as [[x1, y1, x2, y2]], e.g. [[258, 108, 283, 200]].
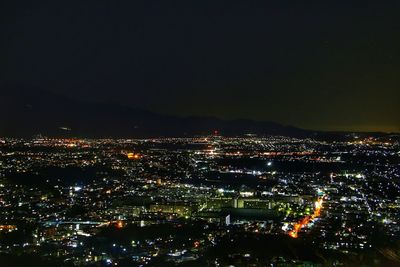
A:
[[1, 1, 399, 132]]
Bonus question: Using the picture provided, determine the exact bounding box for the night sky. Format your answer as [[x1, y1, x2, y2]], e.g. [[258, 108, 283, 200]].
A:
[[1, 1, 399, 133]]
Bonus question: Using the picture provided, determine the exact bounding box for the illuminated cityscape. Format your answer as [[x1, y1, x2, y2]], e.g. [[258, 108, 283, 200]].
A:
[[1, 1, 400, 266], [0, 135, 399, 266]]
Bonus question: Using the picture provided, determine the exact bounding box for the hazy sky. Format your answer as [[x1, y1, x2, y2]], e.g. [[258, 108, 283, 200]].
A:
[[1, 1, 399, 132]]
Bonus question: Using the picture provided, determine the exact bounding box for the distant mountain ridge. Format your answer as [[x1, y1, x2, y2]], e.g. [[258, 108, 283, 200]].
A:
[[0, 85, 326, 138]]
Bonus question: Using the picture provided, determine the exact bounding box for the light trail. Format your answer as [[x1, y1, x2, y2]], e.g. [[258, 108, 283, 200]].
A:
[[288, 197, 324, 238]]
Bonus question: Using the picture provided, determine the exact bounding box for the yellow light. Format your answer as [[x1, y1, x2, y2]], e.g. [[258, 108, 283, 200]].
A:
[[127, 153, 141, 159]]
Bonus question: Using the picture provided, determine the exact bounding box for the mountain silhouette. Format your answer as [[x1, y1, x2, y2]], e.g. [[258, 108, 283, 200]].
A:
[[0, 85, 312, 138]]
